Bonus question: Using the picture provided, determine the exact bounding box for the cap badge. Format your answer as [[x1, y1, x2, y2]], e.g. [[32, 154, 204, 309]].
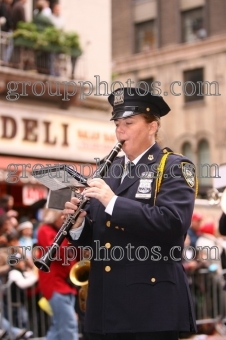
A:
[[114, 90, 124, 106]]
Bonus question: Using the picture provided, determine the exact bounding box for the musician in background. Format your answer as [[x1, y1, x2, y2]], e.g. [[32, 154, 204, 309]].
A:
[[218, 211, 226, 287], [37, 209, 79, 340], [63, 87, 197, 340], [219, 212, 226, 236]]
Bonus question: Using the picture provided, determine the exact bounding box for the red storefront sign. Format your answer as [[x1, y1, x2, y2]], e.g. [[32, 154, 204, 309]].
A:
[[22, 185, 48, 205]]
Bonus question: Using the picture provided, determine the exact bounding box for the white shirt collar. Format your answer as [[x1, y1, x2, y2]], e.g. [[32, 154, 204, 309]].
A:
[[124, 142, 155, 166]]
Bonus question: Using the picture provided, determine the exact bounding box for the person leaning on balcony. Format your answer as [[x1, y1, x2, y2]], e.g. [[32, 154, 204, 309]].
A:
[[50, 2, 64, 29], [11, 0, 26, 30], [63, 87, 198, 340], [33, 0, 53, 31], [48, 2, 64, 76], [0, 0, 13, 32], [33, 0, 56, 75], [33, 0, 51, 17]]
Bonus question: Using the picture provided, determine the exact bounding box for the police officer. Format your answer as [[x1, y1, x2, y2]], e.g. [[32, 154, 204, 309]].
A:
[[63, 87, 197, 340]]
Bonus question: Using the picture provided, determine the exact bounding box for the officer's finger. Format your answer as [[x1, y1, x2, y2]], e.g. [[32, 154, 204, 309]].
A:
[[78, 210, 87, 218], [65, 201, 79, 210], [62, 208, 76, 215], [71, 197, 80, 204], [87, 178, 104, 186]]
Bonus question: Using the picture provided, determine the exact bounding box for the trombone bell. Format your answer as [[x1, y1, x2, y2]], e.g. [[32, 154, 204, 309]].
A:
[[69, 260, 90, 286], [69, 260, 90, 312], [207, 188, 226, 214], [207, 188, 222, 205]]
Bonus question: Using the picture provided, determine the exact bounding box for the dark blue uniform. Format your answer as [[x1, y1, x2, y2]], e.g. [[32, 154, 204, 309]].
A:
[[69, 142, 197, 336]]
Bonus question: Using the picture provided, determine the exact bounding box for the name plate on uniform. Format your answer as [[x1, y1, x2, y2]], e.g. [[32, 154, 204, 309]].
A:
[[135, 172, 154, 199]]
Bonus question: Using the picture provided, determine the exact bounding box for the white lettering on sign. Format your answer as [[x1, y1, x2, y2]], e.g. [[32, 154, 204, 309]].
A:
[[22, 185, 48, 205], [0, 109, 117, 162]]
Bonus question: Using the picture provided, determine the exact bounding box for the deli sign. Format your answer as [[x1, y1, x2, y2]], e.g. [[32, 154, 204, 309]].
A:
[[0, 107, 116, 162]]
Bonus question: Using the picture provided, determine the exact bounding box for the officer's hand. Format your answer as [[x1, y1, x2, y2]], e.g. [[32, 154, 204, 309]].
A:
[[63, 197, 87, 229], [84, 178, 115, 207]]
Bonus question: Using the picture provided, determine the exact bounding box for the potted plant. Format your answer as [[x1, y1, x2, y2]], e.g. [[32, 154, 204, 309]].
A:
[[13, 21, 82, 76], [13, 22, 39, 49], [63, 32, 82, 79]]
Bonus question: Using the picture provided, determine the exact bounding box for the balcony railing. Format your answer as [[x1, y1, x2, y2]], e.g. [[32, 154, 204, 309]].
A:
[[0, 31, 78, 80]]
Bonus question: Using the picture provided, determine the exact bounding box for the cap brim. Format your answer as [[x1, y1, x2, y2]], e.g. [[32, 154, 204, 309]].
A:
[[110, 110, 140, 121]]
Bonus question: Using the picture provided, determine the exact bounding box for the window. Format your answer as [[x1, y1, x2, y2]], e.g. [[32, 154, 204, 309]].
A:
[[134, 20, 156, 53], [183, 68, 204, 103], [138, 77, 154, 93], [182, 142, 194, 162], [181, 7, 207, 43]]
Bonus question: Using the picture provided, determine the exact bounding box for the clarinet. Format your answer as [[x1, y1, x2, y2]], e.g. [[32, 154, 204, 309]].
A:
[[34, 141, 124, 272]]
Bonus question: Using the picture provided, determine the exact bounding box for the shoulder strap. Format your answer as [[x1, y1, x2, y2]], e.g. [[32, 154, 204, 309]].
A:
[[153, 148, 198, 205], [153, 150, 173, 205]]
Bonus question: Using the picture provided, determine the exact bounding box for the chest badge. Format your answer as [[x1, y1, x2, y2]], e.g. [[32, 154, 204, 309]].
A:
[[135, 172, 154, 199]]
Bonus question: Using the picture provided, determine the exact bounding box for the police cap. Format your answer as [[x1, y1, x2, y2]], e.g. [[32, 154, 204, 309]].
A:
[[108, 87, 171, 120]]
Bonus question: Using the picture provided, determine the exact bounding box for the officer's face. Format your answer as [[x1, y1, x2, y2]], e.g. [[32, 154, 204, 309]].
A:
[[114, 115, 157, 160]]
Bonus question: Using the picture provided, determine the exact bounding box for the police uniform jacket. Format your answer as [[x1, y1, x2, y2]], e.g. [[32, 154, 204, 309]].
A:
[[69, 142, 197, 334]]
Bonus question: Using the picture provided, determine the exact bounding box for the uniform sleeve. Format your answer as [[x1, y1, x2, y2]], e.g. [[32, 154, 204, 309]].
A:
[[69, 221, 85, 240], [67, 216, 93, 247], [105, 195, 118, 215], [110, 156, 196, 241]]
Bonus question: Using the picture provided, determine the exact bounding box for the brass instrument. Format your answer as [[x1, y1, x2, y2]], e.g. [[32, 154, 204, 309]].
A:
[[33, 140, 124, 272], [69, 260, 90, 312], [207, 188, 226, 213]]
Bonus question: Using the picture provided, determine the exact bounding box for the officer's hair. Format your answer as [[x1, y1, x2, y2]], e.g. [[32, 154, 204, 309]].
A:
[[140, 113, 160, 139]]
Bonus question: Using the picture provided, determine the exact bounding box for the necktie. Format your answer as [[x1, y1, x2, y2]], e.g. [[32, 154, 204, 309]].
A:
[[121, 161, 135, 183]]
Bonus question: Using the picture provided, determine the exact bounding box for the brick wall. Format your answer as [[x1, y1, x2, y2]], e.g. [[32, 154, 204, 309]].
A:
[[112, 0, 133, 60], [158, 0, 179, 47], [207, 0, 226, 36]]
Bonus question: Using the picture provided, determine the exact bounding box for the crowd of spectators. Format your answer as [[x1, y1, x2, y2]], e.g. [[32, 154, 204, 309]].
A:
[[0, 194, 82, 339], [183, 210, 226, 336], [186, 211, 226, 276], [0, 195, 37, 339], [0, 192, 226, 338]]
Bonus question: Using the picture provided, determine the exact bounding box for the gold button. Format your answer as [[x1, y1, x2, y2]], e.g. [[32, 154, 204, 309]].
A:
[[151, 278, 156, 283], [121, 228, 124, 231], [105, 266, 111, 272], [115, 226, 119, 229], [106, 221, 111, 227], [105, 242, 111, 249]]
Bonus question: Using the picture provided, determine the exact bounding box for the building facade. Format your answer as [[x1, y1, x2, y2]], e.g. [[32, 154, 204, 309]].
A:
[[0, 0, 114, 211], [111, 0, 226, 198]]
